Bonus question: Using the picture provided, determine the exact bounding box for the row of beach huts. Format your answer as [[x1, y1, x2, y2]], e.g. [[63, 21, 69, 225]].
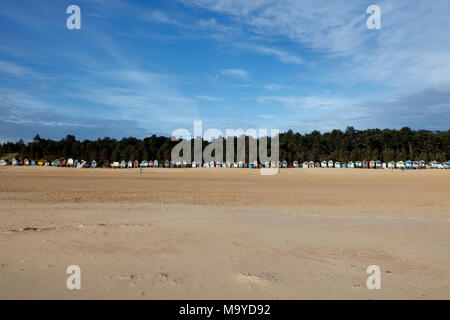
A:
[[1, 158, 449, 169]]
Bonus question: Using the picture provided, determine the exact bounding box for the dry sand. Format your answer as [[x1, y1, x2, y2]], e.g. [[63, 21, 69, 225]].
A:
[[0, 166, 449, 299]]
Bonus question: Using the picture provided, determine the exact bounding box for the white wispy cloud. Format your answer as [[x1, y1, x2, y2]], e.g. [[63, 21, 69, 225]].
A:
[[0, 60, 36, 77], [182, 0, 450, 87], [195, 95, 223, 101], [264, 84, 284, 91], [235, 43, 304, 65], [219, 68, 249, 80]]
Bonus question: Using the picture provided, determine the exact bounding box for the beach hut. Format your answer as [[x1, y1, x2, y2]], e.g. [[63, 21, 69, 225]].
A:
[[91, 160, 97, 168], [216, 161, 221, 168], [0, 160, 7, 166], [369, 160, 375, 169], [308, 161, 314, 168], [321, 161, 327, 168], [222, 162, 226, 168], [444, 161, 450, 169], [430, 161, 437, 169], [282, 161, 288, 168], [334, 161, 340, 168], [120, 161, 126, 168], [209, 161, 214, 168], [412, 161, 419, 169], [12, 158, 18, 166], [148, 160, 153, 167], [341, 162, 346, 168], [203, 162, 209, 168], [396, 161, 404, 169], [54, 159, 60, 167], [264, 161, 270, 168], [192, 161, 197, 168], [419, 160, 425, 169], [237, 161, 243, 168], [37, 160, 44, 166], [301, 161, 308, 168], [76, 161, 83, 169], [375, 160, 382, 169], [103, 160, 109, 168], [44, 161, 50, 166], [388, 161, 395, 169], [328, 160, 333, 168], [30, 160, 37, 166], [51, 161, 56, 166], [314, 162, 319, 167], [112, 161, 120, 168], [67, 158, 74, 167], [153, 160, 159, 167], [226, 161, 231, 168], [249, 163, 253, 168], [293, 161, 298, 168], [140, 160, 148, 167], [382, 162, 386, 169], [24, 159, 30, 166], [133, 160, 139, 168], [362, 160, 368, 168], [19, 159, 24, 166], [348, 161, 355, 168], [405, 160, 412, 169], [127, 161, 132, 168], [355, 161, 362, 168], [253, 161, 258, 168]]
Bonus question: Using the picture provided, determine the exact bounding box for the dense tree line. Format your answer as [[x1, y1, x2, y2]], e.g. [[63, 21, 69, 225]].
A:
[[0, 127, 448, 162]]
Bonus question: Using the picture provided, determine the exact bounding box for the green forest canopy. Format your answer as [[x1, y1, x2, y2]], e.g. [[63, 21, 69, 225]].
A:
[[1, 127, 449, 163]]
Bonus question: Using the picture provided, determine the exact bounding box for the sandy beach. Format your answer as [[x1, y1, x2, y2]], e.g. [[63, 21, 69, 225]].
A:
[[0, 166, 449, 299]]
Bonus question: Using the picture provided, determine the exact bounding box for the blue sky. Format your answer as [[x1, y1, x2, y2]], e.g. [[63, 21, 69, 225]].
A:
[[0, 0, 449, 142]]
